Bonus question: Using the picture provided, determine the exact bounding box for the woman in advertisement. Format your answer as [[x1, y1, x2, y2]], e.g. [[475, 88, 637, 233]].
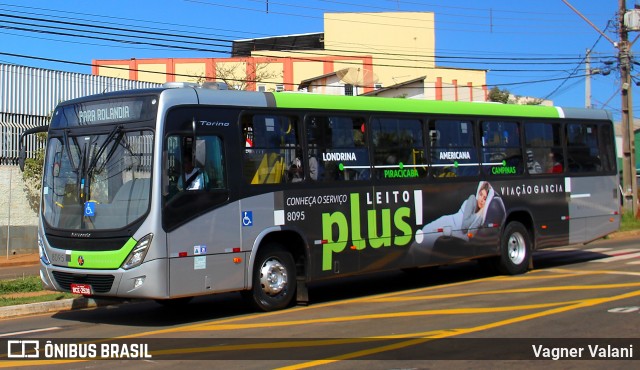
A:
[[415, 181, 494, 246]]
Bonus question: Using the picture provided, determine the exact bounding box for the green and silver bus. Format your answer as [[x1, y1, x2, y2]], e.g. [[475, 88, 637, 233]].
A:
[[20, 82, 620, 311]]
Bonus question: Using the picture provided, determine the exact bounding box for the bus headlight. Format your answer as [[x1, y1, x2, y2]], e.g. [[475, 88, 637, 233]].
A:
[[121, 234, 153, 270], [38, 234, 50, 265]]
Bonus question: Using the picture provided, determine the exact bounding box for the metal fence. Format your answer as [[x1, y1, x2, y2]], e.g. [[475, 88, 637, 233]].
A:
[[0, 63, 161, 166], [0, 113, 48, 165]]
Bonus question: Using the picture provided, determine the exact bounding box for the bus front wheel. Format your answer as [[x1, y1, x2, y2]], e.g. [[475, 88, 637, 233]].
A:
[[244, 243, 297, 312], [498, 221, 531, 275]]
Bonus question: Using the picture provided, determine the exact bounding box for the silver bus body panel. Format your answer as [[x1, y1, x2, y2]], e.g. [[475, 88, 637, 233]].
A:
[[166, 202, 244, 297], [194, 89, 272, 107], [567, 175, 620, 244]]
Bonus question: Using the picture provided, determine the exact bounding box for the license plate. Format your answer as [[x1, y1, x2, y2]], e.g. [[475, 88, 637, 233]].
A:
[[70, 283, 92, 295]]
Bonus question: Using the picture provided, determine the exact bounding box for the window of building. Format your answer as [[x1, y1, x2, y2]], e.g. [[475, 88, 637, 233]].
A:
[[306, 115, 369, 182], [429, 119, 478, 178], [242, 114, 301, 184], [344, 84, 354, 96], [371, 117, 426, 180], [481, 121, 523, 176]]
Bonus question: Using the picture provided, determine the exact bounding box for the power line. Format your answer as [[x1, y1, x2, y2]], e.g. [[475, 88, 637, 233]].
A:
[[543, 21, 611, 100], [0, 4, 616, 62], [0, 11, 617, 71]]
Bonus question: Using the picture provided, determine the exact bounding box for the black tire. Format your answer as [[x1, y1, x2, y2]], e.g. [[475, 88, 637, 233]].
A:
[[243, 243, 297, 312], [497, 221, 531, 275]]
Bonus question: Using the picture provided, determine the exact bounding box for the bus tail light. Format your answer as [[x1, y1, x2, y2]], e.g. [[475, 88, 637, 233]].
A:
[[121, 234, 153, 270]]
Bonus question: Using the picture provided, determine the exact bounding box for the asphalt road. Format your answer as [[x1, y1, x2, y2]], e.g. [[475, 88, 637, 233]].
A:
[[1, 236, 639, 369], [0, 264, 39, 280]]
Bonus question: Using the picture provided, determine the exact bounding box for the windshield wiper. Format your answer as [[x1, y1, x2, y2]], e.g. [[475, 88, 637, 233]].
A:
[[96, 130, 125, 174], [87, 125, 122, 175]]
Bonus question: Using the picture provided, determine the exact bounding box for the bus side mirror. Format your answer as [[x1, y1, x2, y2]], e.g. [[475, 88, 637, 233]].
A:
[[18, 125, 49, 172], [18, 142, 26, 172]]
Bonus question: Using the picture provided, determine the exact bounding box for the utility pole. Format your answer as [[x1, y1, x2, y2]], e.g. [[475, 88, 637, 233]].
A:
[[619, 0, 638, 216], [585, 48, 592, 109], [563, 0, 637, 216]]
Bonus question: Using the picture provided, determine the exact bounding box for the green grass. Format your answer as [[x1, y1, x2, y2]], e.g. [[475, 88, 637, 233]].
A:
[[0, 275, 42, 294], [0, 275, 75, 307], [619, 212, 640, 232]]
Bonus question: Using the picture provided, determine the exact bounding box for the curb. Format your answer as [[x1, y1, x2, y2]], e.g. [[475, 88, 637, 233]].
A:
[[0, 297, 134, 319]]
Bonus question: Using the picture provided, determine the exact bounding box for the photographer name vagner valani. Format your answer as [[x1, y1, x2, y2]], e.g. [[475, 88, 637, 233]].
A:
[[532, 344, 634, 360]]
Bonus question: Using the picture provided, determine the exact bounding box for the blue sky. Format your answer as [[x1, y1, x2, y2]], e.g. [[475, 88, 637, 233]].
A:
[[0, 0, 637, 121]]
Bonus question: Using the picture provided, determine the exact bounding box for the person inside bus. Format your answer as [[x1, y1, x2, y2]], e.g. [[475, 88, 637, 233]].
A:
[[547, 152, 563, 173], [526, 149, 543, 174], [415, 181, 493, 246], [179, 152, 206, 190], [288, 157, 304, 182]]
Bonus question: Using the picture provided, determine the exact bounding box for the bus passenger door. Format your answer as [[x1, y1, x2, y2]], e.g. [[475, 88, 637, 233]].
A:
[[163, 107, 243, 298]]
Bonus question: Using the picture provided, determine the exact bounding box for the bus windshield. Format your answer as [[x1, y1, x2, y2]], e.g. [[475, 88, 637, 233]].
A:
[[42, 129, 153, 231]]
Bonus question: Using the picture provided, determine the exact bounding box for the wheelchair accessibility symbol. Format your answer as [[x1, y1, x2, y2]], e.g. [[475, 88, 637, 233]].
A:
[[84, 201, 96, 217], [242, 211, 253, 227]]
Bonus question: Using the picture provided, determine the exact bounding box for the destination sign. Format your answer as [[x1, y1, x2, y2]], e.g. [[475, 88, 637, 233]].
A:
[[50, 96, 158, 128], [78, 104, 135, 124]]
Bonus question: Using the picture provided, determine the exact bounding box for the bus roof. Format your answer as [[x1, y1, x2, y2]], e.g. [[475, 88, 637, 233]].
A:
[[270, 92, 612, 121], [56, 86, 613, 122]]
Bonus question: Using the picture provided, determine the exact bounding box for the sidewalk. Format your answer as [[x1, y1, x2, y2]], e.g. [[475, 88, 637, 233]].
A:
[[0, 252, 39, 268]]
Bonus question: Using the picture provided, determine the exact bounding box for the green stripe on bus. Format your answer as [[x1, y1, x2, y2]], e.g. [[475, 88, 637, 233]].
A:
[[272, 94, 561, 118], [67, 237, 137, 269]]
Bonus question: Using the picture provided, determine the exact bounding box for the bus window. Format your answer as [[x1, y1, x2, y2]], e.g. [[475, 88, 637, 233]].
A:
[[306, 115, 370, 182], [567, 123, 604, 173], [599, 124, 616, 172], [370, 117, 426, 180], [481, 121, 523, 176], [524, 122, 563, 174], [166, 135, 226, 195], [429, 119, 478, 178], [242, 114, 301, 184]]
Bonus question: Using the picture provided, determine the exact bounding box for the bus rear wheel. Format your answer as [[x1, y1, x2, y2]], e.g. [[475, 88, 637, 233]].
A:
[[497, 221, 531, 275], [244, 243, 297, 312]]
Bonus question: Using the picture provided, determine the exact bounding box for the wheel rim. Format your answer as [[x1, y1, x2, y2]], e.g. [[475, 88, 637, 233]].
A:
[[507, 231, 526, 265], [259, 257, 288, 296]]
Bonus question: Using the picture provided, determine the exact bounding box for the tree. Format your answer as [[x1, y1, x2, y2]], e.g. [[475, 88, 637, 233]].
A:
[[487, 86, 543, 105], [488, 86, 510, 104], [214, 61, 283, 91], [21, 131, 46, 212]]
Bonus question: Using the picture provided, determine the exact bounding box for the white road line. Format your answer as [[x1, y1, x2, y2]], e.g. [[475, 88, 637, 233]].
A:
[[591, 251, 640, 263], [585, 248, 614, 252], [603, 248, 640, 255], [0, 327, 62, 338]]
